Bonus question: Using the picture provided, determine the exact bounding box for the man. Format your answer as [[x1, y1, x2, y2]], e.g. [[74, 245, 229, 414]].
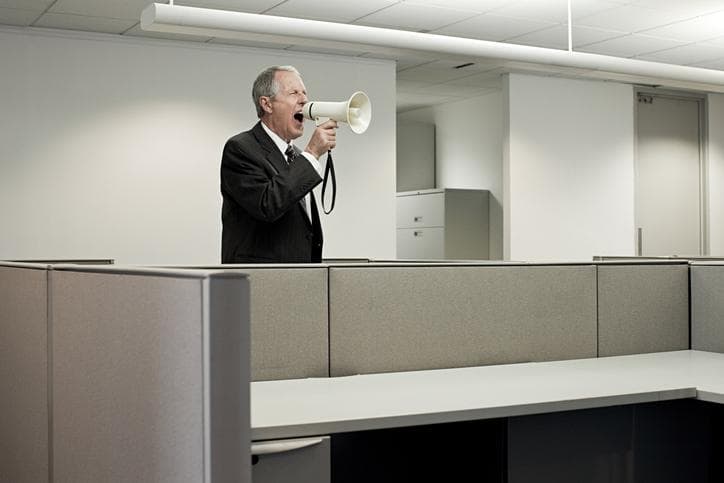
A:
[[220, 66, 337, 263]]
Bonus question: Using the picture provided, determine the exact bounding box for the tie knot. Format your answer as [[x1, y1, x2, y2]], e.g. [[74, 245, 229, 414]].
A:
[[285, 144, 295, 163]]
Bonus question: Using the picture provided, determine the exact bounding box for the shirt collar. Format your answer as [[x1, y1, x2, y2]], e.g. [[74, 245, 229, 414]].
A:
[[260, 121, 292, 156]]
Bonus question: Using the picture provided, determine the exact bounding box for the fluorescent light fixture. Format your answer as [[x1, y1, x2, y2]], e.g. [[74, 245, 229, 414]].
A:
[[141, 3, 724, 92]]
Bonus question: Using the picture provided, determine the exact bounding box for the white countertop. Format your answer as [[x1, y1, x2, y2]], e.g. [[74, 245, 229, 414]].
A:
[[251, 350, 724, 441]]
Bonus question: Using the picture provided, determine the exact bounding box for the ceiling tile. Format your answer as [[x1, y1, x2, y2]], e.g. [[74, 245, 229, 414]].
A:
[[124, 23, 212, 42], [397, 62, 489, 83], [703, 36, 724, 49], [627, 0, 724, 17], [178, 0, 285, 13], [0, 7, 40, 25], [690, 58, 724, 70], [492, 0, 622, 23], [576, 4, 686, 33], [33, 12, 137, 33], [285, 44, 367, 56], [401, 0, 509, 14], [433, 13, 557, 41], [397, 79, 438, 92], [636, 43, 724, 65], [444, 67, 506, 88], [207, 37, 294, 49], [49, 0, 153, 20], [0, 0, 54, 8], [640, 11, 724, 43], [579, 34, 686, 57], [353, 2, 480, 32], [359, 51, 436, 70], [265, 0, 398, 23], [508, 24, 625, 50]]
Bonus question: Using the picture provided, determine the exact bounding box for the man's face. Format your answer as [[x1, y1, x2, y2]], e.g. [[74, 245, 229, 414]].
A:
[[262, 70, 308, 143]]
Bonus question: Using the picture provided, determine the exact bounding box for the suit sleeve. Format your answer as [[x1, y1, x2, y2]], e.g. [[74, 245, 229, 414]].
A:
[[220, 138, 322, 223]]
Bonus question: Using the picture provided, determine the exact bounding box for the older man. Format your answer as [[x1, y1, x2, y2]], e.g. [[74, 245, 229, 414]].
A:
[[220, 65, 337, 263]]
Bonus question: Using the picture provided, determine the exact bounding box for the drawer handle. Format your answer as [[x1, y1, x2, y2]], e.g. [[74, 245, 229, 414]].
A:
[[414, 216, 423, 222], [251, 437, 325, 456], [414, 231, 423, 237]]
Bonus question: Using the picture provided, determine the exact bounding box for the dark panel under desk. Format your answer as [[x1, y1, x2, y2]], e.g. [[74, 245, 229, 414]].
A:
[[508, 399, 722, 483], [331, 419, 506, 483]]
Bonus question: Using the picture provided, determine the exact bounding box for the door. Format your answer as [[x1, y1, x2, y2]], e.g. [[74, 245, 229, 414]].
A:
[[635, 93, 704, 256]]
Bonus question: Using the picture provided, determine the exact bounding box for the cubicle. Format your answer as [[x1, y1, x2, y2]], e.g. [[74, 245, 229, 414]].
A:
[[0, 262, 250, 483], [2, 258, 718, 483]]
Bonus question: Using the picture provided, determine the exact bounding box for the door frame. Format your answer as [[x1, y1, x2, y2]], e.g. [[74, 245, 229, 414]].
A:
[[633, 87, 709, 256]]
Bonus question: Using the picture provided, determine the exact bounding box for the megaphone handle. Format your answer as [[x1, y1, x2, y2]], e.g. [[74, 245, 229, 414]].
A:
[[321, 150, 336, 215], [315, 116, 330, 126]]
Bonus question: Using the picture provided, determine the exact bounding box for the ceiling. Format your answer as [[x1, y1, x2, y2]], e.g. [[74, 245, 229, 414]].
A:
[[3, 0, 724, 111]]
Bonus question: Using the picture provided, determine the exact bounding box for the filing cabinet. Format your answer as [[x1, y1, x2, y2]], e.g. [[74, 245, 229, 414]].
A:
[[396, 188, 489, 260]]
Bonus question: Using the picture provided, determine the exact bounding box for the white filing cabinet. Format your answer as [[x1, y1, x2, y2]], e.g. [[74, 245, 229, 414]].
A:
[[396, 188, 489, 260]]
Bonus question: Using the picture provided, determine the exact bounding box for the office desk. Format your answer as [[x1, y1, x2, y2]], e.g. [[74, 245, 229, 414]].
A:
[[251, 350, 724, 440], [251, 351, 724, 483]]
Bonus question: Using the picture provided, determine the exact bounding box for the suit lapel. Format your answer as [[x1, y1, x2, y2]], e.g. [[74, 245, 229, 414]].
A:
[[251, 122, 287, 174]]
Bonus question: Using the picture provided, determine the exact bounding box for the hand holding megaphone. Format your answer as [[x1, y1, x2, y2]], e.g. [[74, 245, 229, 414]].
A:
[[301, 91, 371, 216], [302, 91, 371, 134]]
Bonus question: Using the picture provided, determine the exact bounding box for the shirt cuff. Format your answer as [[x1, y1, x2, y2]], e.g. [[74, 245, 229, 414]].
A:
[[301, 151, 323, 177]]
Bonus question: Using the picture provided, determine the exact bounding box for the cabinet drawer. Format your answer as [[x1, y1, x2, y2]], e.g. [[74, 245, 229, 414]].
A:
[[396, 227, 444, 259], [252, 436, 330, 483], [397, 192, 444, 228]]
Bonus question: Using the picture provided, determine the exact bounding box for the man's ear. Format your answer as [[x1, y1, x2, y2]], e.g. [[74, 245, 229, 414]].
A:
[[260, 96, 273, 115]]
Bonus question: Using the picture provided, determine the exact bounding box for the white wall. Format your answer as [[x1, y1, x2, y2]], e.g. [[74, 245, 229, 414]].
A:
[[0, 27, 396, 264], [709, 93, 724, 255], [398, 92, 504, 259], [504, 73, 635, 261]]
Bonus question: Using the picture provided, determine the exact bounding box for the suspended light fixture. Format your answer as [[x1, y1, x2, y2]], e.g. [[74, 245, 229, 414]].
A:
[[141, 3, 724, 92]]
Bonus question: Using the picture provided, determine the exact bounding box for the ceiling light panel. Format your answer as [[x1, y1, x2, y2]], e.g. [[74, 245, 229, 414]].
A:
[[353, 2, 480, 32], [264, 0, 399, 23]]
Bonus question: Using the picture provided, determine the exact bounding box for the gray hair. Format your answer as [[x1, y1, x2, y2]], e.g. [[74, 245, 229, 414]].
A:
[[252, 65, 300, 118]]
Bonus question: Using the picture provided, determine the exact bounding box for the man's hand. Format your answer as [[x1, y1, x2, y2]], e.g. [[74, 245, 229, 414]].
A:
[[304, 120, 338, 159]]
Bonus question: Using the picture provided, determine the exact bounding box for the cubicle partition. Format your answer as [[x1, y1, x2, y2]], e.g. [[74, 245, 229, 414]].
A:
[[0, 262, 50, 483], [172, 265, 329, 381], [328, 263, 598, 376], [596, 262, 689, 356], [0, 263, 250, 483], [691, 262, 724, 353]]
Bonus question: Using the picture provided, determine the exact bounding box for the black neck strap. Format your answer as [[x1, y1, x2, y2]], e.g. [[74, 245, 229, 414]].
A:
[[321, 150, 336, 215]]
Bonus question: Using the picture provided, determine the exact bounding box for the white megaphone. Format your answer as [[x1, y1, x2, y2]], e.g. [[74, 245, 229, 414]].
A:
[[302, 91, 371, 134]]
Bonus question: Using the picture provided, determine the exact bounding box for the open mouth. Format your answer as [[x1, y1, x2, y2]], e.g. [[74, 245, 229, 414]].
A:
[[293, 112, 304, 122]]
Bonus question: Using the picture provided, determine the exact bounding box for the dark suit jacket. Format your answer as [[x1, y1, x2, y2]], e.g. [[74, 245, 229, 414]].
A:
[[220, 122, 323, 263]]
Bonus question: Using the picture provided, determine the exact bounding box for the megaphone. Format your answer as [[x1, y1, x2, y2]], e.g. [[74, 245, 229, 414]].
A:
[[302, 91, 371, 134]]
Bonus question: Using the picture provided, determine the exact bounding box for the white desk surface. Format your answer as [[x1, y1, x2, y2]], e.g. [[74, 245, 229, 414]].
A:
[[251, 350, 724, 441]]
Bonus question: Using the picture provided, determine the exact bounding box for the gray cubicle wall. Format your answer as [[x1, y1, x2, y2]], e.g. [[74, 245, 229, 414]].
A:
[[176, 265, 329, 381], [49, 266, 250, 483], [597, 263, 689, 357], [0, 262, 49, 483], [691, 263, 724, 353], [329, 264, 598, 376]]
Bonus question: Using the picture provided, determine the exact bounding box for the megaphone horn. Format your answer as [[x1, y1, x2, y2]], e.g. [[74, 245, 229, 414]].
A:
[[302, 91, 371, 134]]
